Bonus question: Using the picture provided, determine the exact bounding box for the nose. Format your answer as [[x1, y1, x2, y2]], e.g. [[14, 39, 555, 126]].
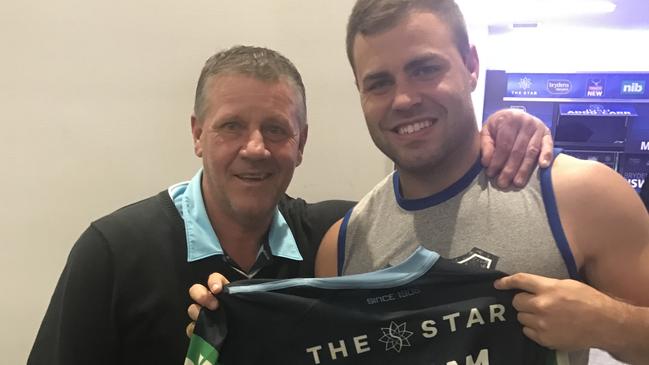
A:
[[391, 80, 422, 113], [239, 129, 271, 160]]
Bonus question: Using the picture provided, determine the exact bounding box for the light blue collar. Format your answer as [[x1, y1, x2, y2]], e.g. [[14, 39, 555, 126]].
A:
[[169, 169, 303, 263]]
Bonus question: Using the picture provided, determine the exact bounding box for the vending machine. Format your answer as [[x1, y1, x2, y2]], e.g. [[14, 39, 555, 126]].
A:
[[483, 71, 649, 191]]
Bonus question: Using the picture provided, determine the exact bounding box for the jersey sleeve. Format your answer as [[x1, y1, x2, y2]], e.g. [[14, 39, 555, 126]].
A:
[[27, 225, 117, 365]]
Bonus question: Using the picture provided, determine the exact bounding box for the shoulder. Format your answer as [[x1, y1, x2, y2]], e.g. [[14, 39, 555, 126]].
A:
[[349, 173, 395, 218], [86, 191, 185, 258], [95, 191, 177, 225], [92, 191, 180, 234], [315, 218, 344, 277], [551, 153, 643, 212], [551, 153, 649, 263]]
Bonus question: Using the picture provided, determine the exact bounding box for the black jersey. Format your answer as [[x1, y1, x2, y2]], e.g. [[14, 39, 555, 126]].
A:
[[186, 247, 564, 365]]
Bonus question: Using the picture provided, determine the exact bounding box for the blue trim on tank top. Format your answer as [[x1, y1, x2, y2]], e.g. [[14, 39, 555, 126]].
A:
[[393, 157, 483, 211], [337, 208, 354, 276], [539, 148, 582, 281], [226, 247, 440, 293]]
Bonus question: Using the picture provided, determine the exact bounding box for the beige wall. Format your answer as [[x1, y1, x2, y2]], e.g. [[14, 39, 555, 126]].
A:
[[1, 1, 394, 363]]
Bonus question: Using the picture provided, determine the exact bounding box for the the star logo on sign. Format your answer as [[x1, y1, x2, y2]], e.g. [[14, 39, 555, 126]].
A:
[[378, 321, 413, 353], [518, 77, 533, 90]]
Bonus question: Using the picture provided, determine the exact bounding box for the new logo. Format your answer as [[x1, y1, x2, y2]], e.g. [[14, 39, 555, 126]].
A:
[[586, 78, 605, 97]]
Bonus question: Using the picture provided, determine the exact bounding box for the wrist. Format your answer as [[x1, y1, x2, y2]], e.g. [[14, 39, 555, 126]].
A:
[[598, 300, 649, 363]]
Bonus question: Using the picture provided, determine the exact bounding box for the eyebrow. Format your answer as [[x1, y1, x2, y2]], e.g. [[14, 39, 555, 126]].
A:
[[360, 71, 392, 88], [360, 53, 445, 86], [404, 54, 443, 74]]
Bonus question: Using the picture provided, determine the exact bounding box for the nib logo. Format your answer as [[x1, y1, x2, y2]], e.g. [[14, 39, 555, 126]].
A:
[[621, 80, 645, 95]]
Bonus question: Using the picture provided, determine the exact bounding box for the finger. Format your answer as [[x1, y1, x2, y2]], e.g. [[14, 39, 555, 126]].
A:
[[486, 116, 520, 178], [538, 128, 554, 168], [207, 272, 230, 294], [189, 284, 218, 310], [186, 321, 195, 338], [516, 312, 538, 327], [521, 326, 546, 347], [494, 272, 547, 293], [480, 126, 496, 169], [188, 303, 202, 321], [497, 117, 543, 189], [511, 292, 538, 313], [511, 126, 545, 188]]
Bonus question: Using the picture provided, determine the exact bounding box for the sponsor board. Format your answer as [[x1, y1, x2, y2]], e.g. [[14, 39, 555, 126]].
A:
[[620, 155, 649, 191], [562, 104, 635, 116]]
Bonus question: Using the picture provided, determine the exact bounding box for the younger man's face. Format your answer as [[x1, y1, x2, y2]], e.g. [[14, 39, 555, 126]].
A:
[[352, 10, 479, 174]]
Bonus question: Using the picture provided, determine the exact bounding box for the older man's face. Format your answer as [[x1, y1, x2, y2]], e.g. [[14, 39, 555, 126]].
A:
[[192, 74, 306, 224]]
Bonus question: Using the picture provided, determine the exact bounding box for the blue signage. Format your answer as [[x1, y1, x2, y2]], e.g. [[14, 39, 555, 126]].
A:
[[625, 119, 649, 153], [506, 73, 649, 100], [619, 154, 649, 191], [559, 103, 638, 117], [485, 69, 649, 192], [562, 150, 617, 170]]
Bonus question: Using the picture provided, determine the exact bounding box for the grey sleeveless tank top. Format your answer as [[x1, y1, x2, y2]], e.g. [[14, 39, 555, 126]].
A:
[[340, 159, 587, 365]]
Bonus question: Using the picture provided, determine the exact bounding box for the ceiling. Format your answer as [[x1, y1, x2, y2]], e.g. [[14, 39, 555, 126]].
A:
[[558, 0, 649, 29], [459, 0, 649, 31]]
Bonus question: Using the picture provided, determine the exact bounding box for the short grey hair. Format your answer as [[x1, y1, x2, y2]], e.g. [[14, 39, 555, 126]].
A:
[[194, 45, 307, 126]]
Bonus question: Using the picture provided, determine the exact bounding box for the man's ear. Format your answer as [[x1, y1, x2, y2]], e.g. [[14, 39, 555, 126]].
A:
[[190, 114, 203, 158], [296, 124, 308, 167], [466, 45, 480, 91]]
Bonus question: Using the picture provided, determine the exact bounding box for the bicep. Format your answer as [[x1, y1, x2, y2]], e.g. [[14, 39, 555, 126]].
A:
[[555, 157, 649, 305], [315, 219, 342, 278], [584, 187, 649, 306]]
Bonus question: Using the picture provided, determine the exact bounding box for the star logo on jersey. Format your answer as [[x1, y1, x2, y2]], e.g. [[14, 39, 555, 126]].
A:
[[378, 321, 413, 353]]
